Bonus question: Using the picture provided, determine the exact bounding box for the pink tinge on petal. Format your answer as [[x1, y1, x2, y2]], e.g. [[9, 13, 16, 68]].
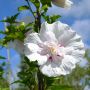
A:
[[38, 43, 44, 48], [57, 54, 60, 56], [48, 56, 53, 62], [48, 54, 64, 62], [38, 49, 49, 55], [59, 44, 64, 47]]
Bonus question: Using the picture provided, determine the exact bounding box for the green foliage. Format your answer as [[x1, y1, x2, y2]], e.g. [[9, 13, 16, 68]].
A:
[[0, 56, 6, 59], [0, 62, 6, 78], [44, 76, 55, 89], [42, 14, 61, 23], [40, 0, 52, 7], [16, 56, 39, 89], [0, 62, 9, 89], [41, 5, 48, 11], [0, 21, 32, 47], [18, 5, 29, 11], [1, 13, 19, 24], [30, 0, 40, 8], [85, 49, 90, 61], [48, 85, 73, 90], [0, 88, 9, 90], [0, 66, 3, 78]]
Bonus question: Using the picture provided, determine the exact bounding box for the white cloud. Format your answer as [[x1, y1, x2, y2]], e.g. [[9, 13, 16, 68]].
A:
[[48, 0, 90, 18], [68, 0, 90, 18], [72, 19, 90, 48]]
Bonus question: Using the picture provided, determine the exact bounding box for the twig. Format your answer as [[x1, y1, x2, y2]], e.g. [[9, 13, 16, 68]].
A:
[[26, 0, 36, 19]]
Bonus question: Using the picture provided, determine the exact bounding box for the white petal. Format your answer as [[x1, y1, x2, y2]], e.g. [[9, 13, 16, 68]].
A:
[[70, 34, 81, 42], [60, 55, 77, 74], [65, 46, 85, 60], [65, 34, 85, 60], [66, 34, 82, 47], [26, 53, 47, 65], [40, 22, 53, 33], [40, 55, 77, 77], [67, 40, 84, 50], [40, 21, 70, 39], [40, 31, 57, 42], [24, 33, 42, 44], [24, 43, 40, 54], [53, 21, 71, 39], [40, 62, 62, 77], [58, 29, 76, 46], [71, 49, 85, 60], [65, 47, 74, 55], [66, 33, 85, 55], [65, 46, 85, 61]]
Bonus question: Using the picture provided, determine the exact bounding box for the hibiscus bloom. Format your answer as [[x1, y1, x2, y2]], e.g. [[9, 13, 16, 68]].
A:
[[24, 21, 85, 77], [52, 0, 73, 8]]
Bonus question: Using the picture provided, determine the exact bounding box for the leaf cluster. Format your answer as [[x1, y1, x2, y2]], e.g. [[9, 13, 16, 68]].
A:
[[0, 15, 33, 47]]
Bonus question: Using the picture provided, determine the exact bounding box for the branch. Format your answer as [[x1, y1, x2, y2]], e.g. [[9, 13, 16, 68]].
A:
[[26, 0, 36, 19]]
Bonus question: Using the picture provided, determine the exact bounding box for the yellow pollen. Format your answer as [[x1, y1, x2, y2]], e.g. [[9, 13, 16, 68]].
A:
[[50, 47, 57, 54]]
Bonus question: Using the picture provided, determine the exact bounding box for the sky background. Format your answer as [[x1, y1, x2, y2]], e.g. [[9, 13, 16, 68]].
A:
[[0, 0, 90, 87]]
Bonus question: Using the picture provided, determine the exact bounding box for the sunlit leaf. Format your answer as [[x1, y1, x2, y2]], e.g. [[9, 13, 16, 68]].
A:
[[18, 5, 29, 11]]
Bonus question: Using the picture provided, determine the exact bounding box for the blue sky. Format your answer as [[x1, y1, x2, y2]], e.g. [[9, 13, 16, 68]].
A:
[[0, 0, 90, 85], [0, 0, 25, 80]]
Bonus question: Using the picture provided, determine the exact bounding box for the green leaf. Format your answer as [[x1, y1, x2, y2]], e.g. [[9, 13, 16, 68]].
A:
[[24, 56, 38, 68], [42, 14, 61, 23], [25, 22, 33, 28], [11, 80, 23, 84], [0, 56, 6, 59], [1, 13, 19, 24], [44, 76, 55, 88], [18, 5, 29, 11], [1, 62, 6, 66], [30, 0, 40, 8], [40, 0, 51, 7], [0, 31, 5, 34], [50, 15, 61, 22], [41, 5, 48, 12], [49, 85, 74, 90]]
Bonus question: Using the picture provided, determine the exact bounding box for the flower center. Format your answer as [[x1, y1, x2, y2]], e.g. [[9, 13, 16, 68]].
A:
[[48, 45, 57, 55], [46, 42, 65, 61], [38, 41, 65, 61]]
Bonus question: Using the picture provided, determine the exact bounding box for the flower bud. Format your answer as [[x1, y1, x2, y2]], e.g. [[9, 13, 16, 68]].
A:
[[52, 0, 73, 8]]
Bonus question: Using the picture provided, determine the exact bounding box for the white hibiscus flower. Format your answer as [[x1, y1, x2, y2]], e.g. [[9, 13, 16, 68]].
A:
[[24, 21, 85, 77], [52, 0, 73, 8]]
